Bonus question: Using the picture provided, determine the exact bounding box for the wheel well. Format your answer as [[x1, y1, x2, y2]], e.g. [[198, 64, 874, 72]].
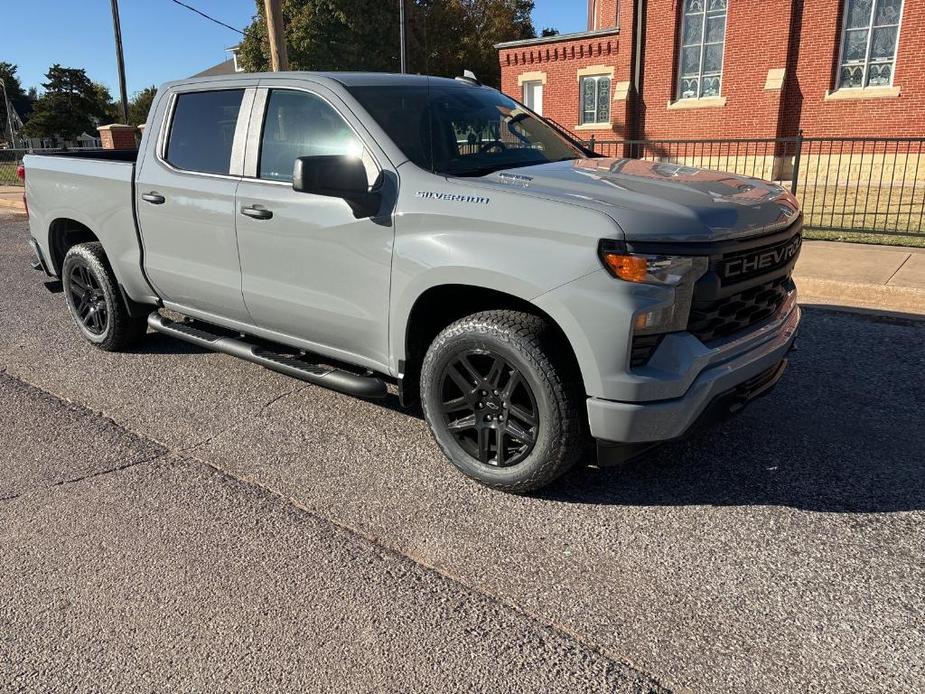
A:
[[48, 218, 99, 276], [401, 284, 584, 405]]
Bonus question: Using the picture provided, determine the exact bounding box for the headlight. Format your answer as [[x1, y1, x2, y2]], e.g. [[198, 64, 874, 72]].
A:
[[600, 251, 702, 286], [599, 241, 708, 335]]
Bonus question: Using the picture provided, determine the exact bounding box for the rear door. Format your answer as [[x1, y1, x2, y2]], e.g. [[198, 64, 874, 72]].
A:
[[233, 82, 395, 370], [136, 84, 255, 322]]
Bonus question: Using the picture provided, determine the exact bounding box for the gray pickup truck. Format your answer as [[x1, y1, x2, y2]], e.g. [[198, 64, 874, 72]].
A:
[[23, 72, 801, 492]]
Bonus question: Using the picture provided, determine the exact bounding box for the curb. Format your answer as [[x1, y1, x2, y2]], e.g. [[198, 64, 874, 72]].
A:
[[795, 276, 925, 318]]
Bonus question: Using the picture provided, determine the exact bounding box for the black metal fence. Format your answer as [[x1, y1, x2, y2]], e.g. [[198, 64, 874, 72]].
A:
[[584, 135, 925, 238]]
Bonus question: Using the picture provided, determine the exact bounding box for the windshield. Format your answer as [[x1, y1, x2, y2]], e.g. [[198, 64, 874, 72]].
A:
[[346, 83, 585, 177]]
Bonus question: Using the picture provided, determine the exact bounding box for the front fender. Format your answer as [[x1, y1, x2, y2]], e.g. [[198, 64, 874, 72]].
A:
[[389, 265, 546, 373]]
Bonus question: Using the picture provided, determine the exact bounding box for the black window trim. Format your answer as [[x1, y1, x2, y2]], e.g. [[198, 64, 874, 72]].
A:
[[157, 86, 253, 180]]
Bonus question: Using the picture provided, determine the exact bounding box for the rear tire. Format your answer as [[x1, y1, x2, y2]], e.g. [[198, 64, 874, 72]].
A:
[[420, 310, 585, 493], [62, 242, 147, 351]]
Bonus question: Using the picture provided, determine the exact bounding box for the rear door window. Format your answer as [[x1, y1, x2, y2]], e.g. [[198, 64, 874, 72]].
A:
[[165, 90, 244, 175]]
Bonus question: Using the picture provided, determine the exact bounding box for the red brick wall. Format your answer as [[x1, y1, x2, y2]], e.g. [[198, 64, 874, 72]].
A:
[[641, 0, 795, 140], [590, 0, 621, 30], [499, 0, 924, 142], [499, 30, 631, 137], [784, 0, 925, 137], [98, 125, 138, 150]]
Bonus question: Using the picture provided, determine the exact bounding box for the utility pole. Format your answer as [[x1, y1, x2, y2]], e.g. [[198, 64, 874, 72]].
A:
[[264, 0, 289, 71], [0, 79, 16, 149], [109, 0, 130, 123], [399, 0, 407, 73]]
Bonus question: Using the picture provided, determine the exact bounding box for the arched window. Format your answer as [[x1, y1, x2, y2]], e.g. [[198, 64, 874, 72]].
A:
[[589, 0, 599, 31], [837, 0, 904, 89], [677, 0, 728, 100]]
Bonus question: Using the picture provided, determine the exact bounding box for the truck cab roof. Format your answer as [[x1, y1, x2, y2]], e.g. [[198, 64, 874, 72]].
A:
[[159, 71, 479, 93]]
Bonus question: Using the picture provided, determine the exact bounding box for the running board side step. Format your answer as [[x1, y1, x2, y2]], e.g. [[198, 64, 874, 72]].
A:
[[147, 312, 388, 399]]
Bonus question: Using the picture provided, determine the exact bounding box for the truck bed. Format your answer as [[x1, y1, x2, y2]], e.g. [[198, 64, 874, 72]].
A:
[[35, 148, 139, 163], [22, 149, 156, 304]]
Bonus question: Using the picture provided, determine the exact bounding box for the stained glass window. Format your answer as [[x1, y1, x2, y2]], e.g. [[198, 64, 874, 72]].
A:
[[580, 75, 611, 125], [838, 0, 904, 89], [677, 0, 727, 99]]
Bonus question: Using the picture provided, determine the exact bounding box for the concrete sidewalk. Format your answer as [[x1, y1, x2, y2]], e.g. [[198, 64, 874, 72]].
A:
[[794, 241, 925, 316], [1, 191, 921, 315], [0, 186, 25, 212]]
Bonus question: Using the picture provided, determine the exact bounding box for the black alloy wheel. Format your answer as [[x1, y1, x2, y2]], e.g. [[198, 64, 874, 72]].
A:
[[439, 349, 539, 468], [61, 241, 148, 351], [67, 261, 109, 335]]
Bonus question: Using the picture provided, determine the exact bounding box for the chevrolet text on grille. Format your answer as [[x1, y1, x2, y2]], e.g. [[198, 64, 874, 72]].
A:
[[724, 236, 802, 279]]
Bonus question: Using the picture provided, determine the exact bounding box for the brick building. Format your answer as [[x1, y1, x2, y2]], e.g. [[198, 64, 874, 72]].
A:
[[497, 0, 921, 142]]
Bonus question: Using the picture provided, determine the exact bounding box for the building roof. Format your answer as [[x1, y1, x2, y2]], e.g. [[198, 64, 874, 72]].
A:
[[191, 58, 238, 78], [495, 27, 619, 50]]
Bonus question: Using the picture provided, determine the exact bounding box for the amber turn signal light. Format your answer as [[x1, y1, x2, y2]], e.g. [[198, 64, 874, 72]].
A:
[[601, 252, 649, 283]]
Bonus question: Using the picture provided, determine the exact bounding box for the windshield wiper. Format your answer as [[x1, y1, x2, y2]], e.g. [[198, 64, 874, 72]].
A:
[[450, 164, 515, 177]]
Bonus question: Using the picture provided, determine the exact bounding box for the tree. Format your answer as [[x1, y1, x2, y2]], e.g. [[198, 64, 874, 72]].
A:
[[93, 82, 121, 124], [0, 62, 33, 141], [238, 0, 536, 88], [21, 65, 112, 141], [128, 86, 158, 126], [405, 0, 537, 86]]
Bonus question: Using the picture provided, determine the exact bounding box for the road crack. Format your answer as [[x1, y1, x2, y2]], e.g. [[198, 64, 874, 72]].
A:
[[50, 451, 171, 489], [178, 383, 308, 454]]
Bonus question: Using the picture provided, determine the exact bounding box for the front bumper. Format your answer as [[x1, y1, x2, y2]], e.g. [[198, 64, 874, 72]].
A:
[[587, 302, 800, 447]]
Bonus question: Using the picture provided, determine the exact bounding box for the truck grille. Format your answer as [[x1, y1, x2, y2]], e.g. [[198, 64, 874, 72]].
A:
[[688, 274, 792, 344]]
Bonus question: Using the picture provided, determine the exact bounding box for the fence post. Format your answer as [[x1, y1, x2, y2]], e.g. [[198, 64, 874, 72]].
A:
[[790, 130, 803, 194], [588, 134, 596, 154]]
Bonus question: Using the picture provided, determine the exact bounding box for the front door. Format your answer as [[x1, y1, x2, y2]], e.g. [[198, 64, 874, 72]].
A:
[[234, 85, 394, 371], [136, 86, 253, 322]]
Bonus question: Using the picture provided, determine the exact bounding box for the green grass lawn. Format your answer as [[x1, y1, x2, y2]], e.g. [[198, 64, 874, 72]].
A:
[[803, 228, 925, 248], [798, 184, 925, 248]]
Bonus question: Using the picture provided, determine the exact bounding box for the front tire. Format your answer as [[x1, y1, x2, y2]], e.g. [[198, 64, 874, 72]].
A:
[[62, 242, 147, 351], [420, 310, 585, 493]]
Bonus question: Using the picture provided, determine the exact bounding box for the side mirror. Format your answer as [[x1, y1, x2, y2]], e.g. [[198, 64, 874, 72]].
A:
[[292, 155, 380, 218]]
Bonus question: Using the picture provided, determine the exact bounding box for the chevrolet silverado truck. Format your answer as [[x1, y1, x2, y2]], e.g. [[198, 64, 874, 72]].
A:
[[22, 72, 801, 493]]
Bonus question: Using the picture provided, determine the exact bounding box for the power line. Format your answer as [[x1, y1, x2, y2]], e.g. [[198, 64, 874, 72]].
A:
[[168, 0, 246, 36]]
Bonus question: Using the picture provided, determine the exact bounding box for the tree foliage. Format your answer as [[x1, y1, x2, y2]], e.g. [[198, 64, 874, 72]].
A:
[[21, 65, 112, 141], [128, 86, 158, 126], [0, 62, 33, 139], [238, 0, 537, 88]]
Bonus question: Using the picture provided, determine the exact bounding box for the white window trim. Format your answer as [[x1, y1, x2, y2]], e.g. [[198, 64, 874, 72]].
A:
[[517, 71, 547, 86], [521, 80, 544, 115], [824, 85, 901, 101], [834, 0, 905, 92], [675, 0, 728, 101]]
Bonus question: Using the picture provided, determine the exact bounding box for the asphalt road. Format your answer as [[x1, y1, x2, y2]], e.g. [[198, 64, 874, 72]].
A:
[[1, 211, 923, 693]]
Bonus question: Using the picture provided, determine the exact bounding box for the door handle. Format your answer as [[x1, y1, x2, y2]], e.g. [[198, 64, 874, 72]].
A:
[[240, 205, 273, 220], [141, 192, 165, 205]]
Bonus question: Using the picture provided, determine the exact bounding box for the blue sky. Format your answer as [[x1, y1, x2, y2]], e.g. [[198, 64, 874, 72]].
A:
[[4, 1, 586, 97]]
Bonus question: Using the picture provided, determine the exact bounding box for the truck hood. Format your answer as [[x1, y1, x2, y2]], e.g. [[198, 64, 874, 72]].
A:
[[477, 158, 801, 243]]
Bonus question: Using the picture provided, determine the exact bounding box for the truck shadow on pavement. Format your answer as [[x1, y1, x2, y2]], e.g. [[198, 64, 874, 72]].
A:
[[542, 307, 925, 514]]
